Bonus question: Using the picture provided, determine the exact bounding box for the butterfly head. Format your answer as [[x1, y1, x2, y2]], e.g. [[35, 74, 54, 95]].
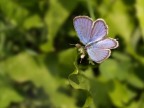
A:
[[75, 43, 82, 48]]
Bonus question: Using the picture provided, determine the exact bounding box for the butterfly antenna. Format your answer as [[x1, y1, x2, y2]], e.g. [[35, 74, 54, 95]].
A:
[[69, 43, 76, 46]]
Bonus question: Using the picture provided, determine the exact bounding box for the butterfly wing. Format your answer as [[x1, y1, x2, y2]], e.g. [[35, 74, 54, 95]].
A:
[[87, 48, 111, 63], [88, 19, 108, 45], [89, 38, 119, 49], [86, 38, 118, 63], [73, 16, 93, 45]]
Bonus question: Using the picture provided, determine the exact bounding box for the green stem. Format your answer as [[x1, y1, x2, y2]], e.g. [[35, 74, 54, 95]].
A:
[[86, 0, 95, 19], [0, 33, 5, 54]]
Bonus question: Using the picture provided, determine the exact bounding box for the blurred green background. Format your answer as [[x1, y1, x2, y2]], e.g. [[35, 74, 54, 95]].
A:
[[0, 0, 144, 108]]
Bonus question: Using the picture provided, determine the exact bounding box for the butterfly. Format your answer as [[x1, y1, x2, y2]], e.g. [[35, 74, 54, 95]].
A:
[[73, 16, 119, 63]]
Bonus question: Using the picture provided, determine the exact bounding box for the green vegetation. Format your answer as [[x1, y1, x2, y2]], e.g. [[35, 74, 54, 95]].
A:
[[0, 0, 144, 108]]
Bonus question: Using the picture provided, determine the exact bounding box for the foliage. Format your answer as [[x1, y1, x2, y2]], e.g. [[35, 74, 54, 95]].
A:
[[0, 0, 144, 108]]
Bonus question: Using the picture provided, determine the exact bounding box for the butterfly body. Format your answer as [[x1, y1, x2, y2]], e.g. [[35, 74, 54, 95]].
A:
[[75, 43, 86, 59], [73, 16, 119, 63]]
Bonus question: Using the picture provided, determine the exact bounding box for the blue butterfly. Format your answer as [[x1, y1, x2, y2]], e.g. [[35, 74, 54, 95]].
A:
[[73, 16, 119, 63]]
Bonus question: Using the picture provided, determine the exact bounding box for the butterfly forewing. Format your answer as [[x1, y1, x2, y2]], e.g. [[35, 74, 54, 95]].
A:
[[88, 19, 108, 45], [73, 16, 93, 45], [87, 48, 111, 63]]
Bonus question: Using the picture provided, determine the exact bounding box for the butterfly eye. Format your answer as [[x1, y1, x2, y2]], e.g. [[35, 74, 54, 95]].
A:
[[75, 44, 81, 48]]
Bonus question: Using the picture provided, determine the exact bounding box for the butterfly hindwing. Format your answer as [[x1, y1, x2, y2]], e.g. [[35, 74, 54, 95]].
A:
[[88, 38, 119, 49], [86, 38, 118, 63], [73, 16, 93, 45], [87, 48, 111, 63]]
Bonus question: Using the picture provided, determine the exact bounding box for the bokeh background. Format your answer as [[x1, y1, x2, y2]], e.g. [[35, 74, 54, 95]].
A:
[[0, 0, 144, 108]]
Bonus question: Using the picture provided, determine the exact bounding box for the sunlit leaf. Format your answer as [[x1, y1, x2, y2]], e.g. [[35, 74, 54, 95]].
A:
[[127, 73, 144, 89], [0, 75, 23, 108], [0, 86, 23, 108], [69, 67, 90, 90], [100, 59, 131, 81], [109, 80, 136, 107], [83, 96, 95, 108], [23, 15, 43, 29], [0, 0, 28, 25]]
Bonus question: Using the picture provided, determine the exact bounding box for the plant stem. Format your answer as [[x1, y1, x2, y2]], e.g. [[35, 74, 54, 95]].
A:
[[86, 0, 95, 19]]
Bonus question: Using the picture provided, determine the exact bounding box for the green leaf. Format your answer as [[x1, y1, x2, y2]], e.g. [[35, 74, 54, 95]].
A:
[[131, 28, 141, 50], [100, 59, 130, 81], [69, 67, 112, 108], [0, 86, 23, 108], [23, 15, 43, 29], [69, 66, 90, 90], [100, 59, 119, 80], [108, 80, 136, 107], [58, 48, 77, 77], [125, 101, 139, 108], [89, 79, 113, 108], [44, 48, 77, 78], [0, 87, 23, 108], [0, 75, 23, 108], [83, 96, 95, 108], [127, 73, 144, 89], [0, 0, 28, 25]]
